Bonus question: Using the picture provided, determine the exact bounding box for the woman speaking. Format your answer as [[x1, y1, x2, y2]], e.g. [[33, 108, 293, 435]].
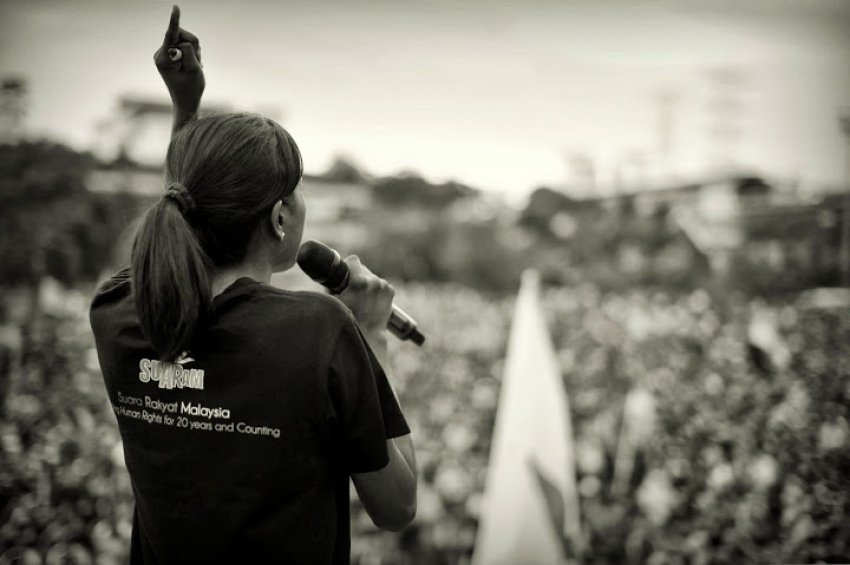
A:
[[89, 6, 417, 564]]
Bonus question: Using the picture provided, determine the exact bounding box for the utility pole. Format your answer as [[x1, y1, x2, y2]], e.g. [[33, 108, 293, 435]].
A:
[[656, 88, 678, 182], [839, 111, 850, 287], [0, 76, 27, 143], [704, 67, 748, 176]]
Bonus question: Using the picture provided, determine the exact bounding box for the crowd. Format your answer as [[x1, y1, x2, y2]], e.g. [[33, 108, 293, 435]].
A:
[[543, 286, 850, 564], [1, 281, 133, 565], [1, 276, 848, 564]]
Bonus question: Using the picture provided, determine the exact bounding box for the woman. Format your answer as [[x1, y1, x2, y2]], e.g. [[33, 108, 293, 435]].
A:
[[89, 7, 417, 564]]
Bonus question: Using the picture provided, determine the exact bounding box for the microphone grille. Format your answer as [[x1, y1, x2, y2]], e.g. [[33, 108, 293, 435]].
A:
[[297, 241, 349, 292]]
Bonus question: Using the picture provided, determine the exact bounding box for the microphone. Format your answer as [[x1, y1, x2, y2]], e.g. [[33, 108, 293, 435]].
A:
[[297, 241, 426, 347]]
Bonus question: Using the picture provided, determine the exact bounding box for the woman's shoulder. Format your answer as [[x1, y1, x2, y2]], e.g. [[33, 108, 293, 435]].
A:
[[88, 268, 137, 345], [90, 268, 132, 314], [252, 285, 354, 332]]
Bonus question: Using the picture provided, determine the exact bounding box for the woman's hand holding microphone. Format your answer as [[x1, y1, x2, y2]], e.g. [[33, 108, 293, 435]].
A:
[[337, 256, 396, 355]]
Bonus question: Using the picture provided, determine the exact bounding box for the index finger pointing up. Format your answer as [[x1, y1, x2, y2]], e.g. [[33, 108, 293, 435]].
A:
[[163, 5, 180, 47]]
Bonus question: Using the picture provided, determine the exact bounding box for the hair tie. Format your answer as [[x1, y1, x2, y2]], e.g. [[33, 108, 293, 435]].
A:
[[164, 182, 197, 215]]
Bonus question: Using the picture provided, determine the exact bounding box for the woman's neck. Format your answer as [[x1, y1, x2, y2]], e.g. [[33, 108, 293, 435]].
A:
[[210, 260, 273, 299]]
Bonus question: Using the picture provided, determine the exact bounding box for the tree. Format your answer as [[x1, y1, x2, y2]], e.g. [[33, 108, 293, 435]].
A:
[[0, 141, 135, 285], [322, 155, 366, 183], [372, 173, 477, 209]]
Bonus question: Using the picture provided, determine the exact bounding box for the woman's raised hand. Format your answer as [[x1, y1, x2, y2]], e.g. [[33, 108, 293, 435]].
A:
[[154, 5, 204, 115]]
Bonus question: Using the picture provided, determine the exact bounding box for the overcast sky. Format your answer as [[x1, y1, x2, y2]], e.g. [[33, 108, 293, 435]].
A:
[[2, 0, 849, 200]]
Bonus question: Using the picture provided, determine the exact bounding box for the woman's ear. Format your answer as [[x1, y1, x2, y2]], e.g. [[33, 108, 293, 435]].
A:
[[269, 200, 286, 241]]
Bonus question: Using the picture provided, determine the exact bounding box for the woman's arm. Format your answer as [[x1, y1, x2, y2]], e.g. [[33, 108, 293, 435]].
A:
[[338, 258, 418, 531], [153, 5, 205, 135], [362, 331, 417, 484], [351, 331, 417, 531]]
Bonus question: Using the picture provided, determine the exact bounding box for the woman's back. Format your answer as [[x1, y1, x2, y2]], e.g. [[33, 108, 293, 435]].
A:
[[90, 269, 409, 564]]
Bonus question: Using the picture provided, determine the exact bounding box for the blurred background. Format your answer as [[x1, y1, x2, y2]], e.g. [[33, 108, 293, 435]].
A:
[[1, 0, 850, 563]]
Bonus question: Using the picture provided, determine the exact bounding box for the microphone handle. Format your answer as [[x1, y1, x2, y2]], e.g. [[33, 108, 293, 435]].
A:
[[388, 305, 425, 346]]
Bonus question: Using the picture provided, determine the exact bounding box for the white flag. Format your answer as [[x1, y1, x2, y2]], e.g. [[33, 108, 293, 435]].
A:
[[472, 270, 582, 565]]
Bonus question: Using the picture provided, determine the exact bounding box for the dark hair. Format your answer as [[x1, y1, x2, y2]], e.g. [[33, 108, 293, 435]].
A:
[[131, 113, 303, 361]]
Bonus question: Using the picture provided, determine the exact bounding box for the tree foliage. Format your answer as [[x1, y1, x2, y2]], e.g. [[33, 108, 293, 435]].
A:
[[0, 142, 137, 285], [372, 173, 478, 209]]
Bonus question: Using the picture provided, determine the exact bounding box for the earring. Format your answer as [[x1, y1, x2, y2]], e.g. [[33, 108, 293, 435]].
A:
[[278, 230, 286, 242]]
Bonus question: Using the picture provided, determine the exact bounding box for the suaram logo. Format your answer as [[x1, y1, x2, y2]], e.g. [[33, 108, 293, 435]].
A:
[[139, 358, 205, 390]]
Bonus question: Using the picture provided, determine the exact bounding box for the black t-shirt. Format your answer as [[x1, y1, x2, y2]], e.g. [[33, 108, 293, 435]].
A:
[[89, 269, 410, 565]]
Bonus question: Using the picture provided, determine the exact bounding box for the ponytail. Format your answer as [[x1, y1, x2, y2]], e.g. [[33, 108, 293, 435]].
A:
[[129, 112, 303, 362], [131, 193, 211, 362]]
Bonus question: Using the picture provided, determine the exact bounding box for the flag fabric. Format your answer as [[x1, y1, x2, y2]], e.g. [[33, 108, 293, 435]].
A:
[[472, 270, 582, 565]]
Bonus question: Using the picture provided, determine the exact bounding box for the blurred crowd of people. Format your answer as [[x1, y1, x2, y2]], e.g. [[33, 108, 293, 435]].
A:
[[1, 282, 133, 565], [543, 285, 849, 564], [1, 278, 848, 563]]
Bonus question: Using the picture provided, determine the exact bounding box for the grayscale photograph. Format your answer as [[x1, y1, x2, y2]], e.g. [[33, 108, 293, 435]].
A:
[[1, 1, 849, 563]]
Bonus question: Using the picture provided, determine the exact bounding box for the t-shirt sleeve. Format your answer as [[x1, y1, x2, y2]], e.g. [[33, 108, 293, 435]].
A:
[[326, 314, 411, 474]]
